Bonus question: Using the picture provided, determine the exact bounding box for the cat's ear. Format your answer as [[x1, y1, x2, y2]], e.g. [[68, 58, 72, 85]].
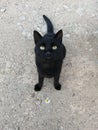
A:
[[55, 30, 63, 40], [33, 31, 42, 44]]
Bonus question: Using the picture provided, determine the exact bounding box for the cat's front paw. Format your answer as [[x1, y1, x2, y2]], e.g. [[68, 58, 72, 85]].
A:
[[34, 84, 42, 91], [54, 83, 61, 90]]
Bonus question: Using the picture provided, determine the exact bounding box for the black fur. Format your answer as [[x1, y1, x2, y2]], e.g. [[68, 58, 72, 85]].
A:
[[33, 15, 66, 91]]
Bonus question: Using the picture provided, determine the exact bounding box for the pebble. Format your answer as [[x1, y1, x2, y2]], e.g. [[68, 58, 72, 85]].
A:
[[35, 98, 42, 105], [17, 126, 20, 130], [60, 126, 64, 130], [0, 74, 4, 82], [86, 41, 89, 44], [93, 30, 98, 34], [19, 15, 26, 21], [72, 93, 75, 97], [18, 25, 24, 32], [76, 8, 84, 16], [0, 7, 6, 13], [36, 26, 41, 32], [18, 24, 33, 39], [91, 14, 95, 17], [6, 61, 12, 68], [65, 34, 70, 38], [32, 10, 37, 16], [41, 25, 46, 33], [89, 48, 93, 51], [63, 5, 71, 12], [22, 30, 27, 37], [32, 93, 35, 98], [27, 32, 33, 40]]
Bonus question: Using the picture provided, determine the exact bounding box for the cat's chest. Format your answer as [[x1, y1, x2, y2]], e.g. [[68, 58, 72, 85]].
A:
[[38, 61, 56, 71], [36, 60, 62, 77], [43, 62, 55, 69], [39, 62, 57, 77], [37, 59, 61, 70]]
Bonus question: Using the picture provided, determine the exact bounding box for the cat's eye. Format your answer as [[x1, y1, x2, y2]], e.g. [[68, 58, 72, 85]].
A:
[[40, 46, 45, 50], [52, 45, 57, 50]]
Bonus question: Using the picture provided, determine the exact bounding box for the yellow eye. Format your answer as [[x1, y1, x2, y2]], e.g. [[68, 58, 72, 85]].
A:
[[52, 45, 57, 50], [40, 46, 45, 50]]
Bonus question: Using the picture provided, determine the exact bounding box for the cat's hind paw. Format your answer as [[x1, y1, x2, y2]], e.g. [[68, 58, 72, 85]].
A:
[[34, 84, 42, 91]]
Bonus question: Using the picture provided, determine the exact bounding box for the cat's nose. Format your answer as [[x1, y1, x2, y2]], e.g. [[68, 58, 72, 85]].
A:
[[45, 52, 52, 59]]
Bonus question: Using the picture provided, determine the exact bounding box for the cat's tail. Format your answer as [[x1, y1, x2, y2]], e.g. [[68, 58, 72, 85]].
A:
[[43, 15, 54, 33]]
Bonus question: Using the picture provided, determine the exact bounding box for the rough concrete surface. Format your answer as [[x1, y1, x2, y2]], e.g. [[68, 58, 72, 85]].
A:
[[0, 0, 98, 130]]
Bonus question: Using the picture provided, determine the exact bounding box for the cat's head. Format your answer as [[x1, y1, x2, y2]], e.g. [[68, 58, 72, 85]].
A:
[[34, 30, 64, 62]]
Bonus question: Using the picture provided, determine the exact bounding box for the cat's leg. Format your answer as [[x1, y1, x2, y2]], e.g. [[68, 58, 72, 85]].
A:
[[54, 62, 62, 90], [34, 74, 44, 91], [54, 73, 61, 90]]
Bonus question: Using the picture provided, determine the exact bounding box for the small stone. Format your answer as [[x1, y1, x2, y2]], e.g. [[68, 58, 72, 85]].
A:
[[36, 98, 42, 105], [27, 32, 33, 40], [65, 34, 70, 38], [19, 15, 26, 21], [6, 61, 11, 68], [63, 5, 69, 9], [89, 48, 93, 51], [0, 7, 6, 13], [93, 30, 98, 34], [91, 14, 95, 17], [22, 30, 27, 37], [36, 26, 41, 32], [86, 41, 89, 44], [63, 5, 71, 12], [91, 99, 95, 103], [32, 10, 37, 16], [17, 126, 20, 130], [32, 93, 35, 98], [0, 74, 4, 82], [17, 22, 21, 25], [18, 25, 24, 32], [76, 8, 84, 16], [72, 93, 75, 97], [60, 126, 64, 130], [41, 25, 46, 33]]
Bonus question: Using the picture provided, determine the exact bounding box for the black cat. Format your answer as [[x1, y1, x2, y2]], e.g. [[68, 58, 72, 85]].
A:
[[33, 15, 66, 91]]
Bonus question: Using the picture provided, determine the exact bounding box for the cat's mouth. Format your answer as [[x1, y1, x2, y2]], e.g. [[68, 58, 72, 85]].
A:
[[45, 56, 52, 60], [44, 57, 53, 63]]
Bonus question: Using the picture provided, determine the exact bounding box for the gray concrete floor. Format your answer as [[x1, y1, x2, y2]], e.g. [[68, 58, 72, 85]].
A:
[[0, 0, 98, 130]]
